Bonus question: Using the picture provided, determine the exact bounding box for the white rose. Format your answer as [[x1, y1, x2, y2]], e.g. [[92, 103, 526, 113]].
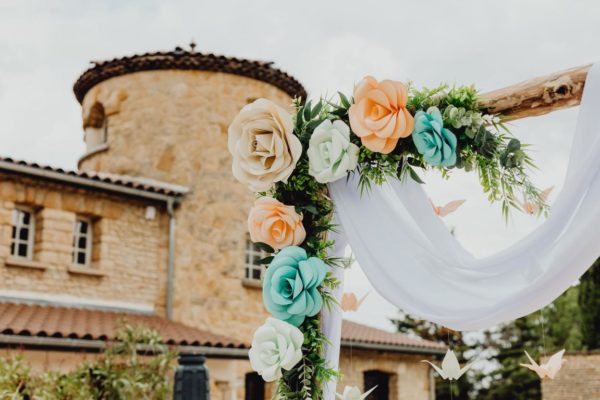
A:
[[248, 318, 304, 382], [307, 120, 359, 184], [228, 99, 302, 192]]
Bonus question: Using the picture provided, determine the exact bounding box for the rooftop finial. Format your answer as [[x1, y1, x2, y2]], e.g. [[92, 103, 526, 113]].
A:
[[190, 40, 196, 53]]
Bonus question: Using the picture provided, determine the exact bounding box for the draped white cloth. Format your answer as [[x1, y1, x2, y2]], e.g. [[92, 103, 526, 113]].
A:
[[322, 62, 600, 399]]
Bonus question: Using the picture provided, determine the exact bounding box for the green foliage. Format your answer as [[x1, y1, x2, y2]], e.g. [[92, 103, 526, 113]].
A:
[[0, 322, 176, 400], [579, 258, 600, 349], [0, 356, 30, 399], [272, 97, 349, 399]]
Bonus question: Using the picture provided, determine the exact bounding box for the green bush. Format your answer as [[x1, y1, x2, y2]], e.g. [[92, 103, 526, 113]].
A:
[[0, 322, 177, 400]]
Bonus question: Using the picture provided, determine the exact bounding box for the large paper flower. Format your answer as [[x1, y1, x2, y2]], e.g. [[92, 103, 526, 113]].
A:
[[228, 99, 302, 192], [249, 317, 303, 382], [348, 76, 414, 154], [307, 120, 359, 183], [412, 107, 457, 167], [263, 246, 327, 326], [248, 196, 306, 250]]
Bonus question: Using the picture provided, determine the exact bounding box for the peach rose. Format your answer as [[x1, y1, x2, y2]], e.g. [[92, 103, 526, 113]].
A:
[[348, 76, 415, 154], [248, 197, 306, 250]]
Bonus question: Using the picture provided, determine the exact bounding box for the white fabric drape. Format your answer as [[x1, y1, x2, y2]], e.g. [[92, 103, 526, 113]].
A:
[[320, 228, 346, 400], [327, 62, 600, 332]]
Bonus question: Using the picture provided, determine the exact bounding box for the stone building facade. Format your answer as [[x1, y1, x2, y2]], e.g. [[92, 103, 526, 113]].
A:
[[542, 352, 600, 400], [0, 47, 445, 399]]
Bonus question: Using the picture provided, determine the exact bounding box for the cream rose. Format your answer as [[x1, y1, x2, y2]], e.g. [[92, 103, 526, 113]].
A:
[[307, 120, 359, 183], [228, 99, 302, 192], [248, 317, 304, 382], [248, 196, 306, 250]]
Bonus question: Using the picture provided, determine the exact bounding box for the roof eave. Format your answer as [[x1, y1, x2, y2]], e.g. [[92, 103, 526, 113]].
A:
[[0, 334, 249, 359], [0, 160, 186, 204], [341, 340, 446, 356]]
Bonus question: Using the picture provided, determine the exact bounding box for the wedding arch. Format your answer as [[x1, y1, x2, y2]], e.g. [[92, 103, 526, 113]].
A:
[[227, 62, 597, 399]]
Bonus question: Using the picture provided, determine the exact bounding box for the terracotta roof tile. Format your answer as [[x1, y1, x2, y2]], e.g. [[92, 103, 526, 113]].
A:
[[73, 48, 307, 103], [0, 303, 444, 354], [341, 320, 446, 353], [0, 303, 245, 349], [0, 156, 188, 198]]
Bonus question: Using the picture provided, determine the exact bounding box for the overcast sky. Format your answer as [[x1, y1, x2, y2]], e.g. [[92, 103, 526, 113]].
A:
[[0, 0, 598, 331]]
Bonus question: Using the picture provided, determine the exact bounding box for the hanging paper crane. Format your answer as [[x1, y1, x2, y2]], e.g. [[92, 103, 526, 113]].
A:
[[336, 386, 377, 400], [520, 349, 566, 379], [517, 186, 554, 215], [340, 291, 370, 312], [430, 199, 466, 217], [422, 349, 471, 380]]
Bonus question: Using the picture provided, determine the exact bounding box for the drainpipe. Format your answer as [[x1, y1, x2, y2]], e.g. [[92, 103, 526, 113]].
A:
[[166, 198, 177, 320]]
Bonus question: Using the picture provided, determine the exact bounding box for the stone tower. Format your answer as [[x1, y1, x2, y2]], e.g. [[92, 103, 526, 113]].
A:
[[73, 46, 306, 341]]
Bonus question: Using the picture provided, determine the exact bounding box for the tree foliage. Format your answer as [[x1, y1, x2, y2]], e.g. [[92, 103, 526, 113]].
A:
[[579, 257, 600, 349], [0, 322, 176, 400]]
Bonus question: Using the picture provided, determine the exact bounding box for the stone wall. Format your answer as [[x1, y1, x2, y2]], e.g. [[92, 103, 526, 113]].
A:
[[338, 348, 433, 400], [542, 352, 600, 400], [0, 174, 167, 310], [77, 70, 293, 342]]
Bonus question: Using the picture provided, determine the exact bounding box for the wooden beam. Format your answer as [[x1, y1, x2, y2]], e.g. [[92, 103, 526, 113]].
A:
[[480, 64, 592, 120]]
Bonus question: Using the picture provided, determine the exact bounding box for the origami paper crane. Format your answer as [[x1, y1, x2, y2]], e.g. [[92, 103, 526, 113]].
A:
[[340, 291, 370, 312], [429, 199, 466, 217], [518, 186, 554, 215], [422, 349, 471, 380], [520, 349, 566, 379], [336, 385, 377, 400]]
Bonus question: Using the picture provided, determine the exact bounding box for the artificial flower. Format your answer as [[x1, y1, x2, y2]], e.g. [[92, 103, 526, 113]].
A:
[[248, 317, 303, 382], [348, 76, 414, 154], [307, 120, 359, 183], [248, 196, 306, 250], [263, 246, 327, 326], [228, 98, 302, 192], [412, 107, 458, 167]]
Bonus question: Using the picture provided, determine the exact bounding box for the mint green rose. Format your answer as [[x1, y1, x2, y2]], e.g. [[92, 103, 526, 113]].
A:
[[263, 246, 327, 326], [412, 107, 457, 167]]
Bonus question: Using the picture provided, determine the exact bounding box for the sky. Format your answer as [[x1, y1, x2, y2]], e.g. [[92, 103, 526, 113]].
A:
[[0, 0, 598, 332]]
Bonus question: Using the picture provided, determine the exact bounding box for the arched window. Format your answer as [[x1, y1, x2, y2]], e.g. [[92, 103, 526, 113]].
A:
[[83, 101, 107, 152], [245, 372, 265, 400], [363, 370, 391, 400]]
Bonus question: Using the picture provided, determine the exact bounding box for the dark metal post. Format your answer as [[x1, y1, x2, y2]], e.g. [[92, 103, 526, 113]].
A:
[[174, 354, 210, 400]]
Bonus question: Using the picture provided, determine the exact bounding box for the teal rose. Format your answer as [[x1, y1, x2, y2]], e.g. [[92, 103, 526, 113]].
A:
[[412, 107, 458, 167], [263, 246, 327, 326]]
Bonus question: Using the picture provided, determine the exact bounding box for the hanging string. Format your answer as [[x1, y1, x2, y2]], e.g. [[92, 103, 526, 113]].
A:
[[540, 308, 547, 358], [447, 328, 453, 400]]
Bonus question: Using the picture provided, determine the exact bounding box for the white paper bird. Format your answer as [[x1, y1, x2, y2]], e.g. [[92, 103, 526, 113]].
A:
[[520, 349, 566, 379], [336, 385, 377, 400], [517, 186, 554, 215], [340, 291, 370, 312], [422, 349, 471, 380], [429, 199, 466, 217]]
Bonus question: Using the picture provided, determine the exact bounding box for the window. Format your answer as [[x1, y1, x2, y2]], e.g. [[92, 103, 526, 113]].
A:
[[10, 207, 35, 259], [83, 102, 108, 152], [363, 370, 391, 400], [244, 238, 268, 283], [245, 372, 265, 400], [72, 217, 93, 266]]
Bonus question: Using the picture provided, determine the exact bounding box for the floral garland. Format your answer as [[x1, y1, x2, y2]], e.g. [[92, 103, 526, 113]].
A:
[[228, 76, 546, 399]]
